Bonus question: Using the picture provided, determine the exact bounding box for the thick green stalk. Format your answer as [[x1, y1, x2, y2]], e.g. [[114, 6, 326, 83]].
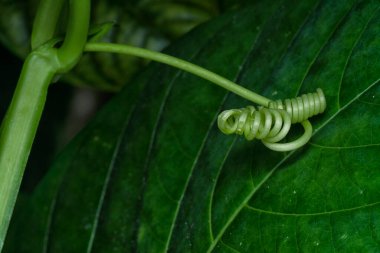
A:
[[85, 43, 271, 106], [0, 0, 90, 250], [0, 48, 59, 250]]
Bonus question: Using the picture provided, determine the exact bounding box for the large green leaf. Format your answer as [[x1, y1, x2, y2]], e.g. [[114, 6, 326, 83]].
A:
[[5, 0, 380, 252]]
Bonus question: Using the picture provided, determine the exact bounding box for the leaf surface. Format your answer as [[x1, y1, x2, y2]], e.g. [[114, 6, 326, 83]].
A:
[[5, 0, 380, 252]]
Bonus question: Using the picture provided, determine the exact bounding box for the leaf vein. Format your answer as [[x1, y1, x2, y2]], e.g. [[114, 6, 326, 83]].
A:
[[309, 142, 380, 149], [163, 19, 239, 252], [337, 5, 380, 109], [86, 104, 136, 253], [41, 134, 91, 252], [245, 201, 380, 217], [207, 44, 380, 253], [295, 1, 356, 97], [220, 240, 242, 253]]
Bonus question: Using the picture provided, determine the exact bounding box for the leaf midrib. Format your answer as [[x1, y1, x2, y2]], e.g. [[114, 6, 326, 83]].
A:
[[206, 64, 380, 253]]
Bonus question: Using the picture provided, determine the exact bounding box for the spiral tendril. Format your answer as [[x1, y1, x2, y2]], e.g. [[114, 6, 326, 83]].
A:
[[217, 88, 326, 152], [84, 43, 326, 152], [268, 88, 326, 123]]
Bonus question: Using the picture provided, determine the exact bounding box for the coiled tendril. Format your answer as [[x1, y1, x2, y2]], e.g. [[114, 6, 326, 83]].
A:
[[84, 43, 327, 152], [217, 88, 326, 152]]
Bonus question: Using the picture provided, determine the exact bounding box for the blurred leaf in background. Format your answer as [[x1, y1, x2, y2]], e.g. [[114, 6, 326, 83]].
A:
[[0, 0, 248, 91]]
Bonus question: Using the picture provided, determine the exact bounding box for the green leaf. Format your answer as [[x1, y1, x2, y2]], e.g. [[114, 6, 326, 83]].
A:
[[5, 0, 380, 252]]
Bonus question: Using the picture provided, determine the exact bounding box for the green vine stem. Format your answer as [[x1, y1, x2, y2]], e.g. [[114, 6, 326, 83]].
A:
[[84, 42, 272, 106], [0, 47, 58, 249], [0, 0, 90, 250]]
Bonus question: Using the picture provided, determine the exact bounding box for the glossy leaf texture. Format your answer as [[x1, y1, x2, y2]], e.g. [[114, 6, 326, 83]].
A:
[[5, 0, 380, 252]]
